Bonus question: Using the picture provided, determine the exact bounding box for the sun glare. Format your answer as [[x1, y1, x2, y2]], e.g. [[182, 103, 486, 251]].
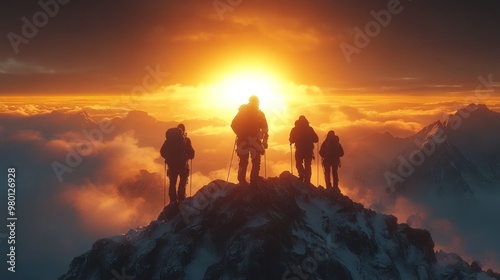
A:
[[212, 70, 287, 115]]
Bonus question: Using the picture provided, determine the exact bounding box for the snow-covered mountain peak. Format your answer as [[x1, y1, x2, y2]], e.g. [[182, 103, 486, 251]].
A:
[[443, 103, 497, 129], [412, 120, 445, 144], [60, 172, 497, 280]]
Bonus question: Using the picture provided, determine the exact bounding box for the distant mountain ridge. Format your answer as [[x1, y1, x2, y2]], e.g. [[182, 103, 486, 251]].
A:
[[60, 172, 498, 280], [347, 104, 500, 199]]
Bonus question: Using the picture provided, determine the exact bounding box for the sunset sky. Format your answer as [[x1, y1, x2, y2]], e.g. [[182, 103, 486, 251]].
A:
[[1, 0, 500, 279], [1, 0, 500, 95]]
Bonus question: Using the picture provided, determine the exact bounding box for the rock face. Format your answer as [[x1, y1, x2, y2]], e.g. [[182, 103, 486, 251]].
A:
[[60, 172, 496, 280]]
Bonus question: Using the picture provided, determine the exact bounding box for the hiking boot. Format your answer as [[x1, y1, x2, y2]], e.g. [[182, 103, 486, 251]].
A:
[[238, 180, 249, 186], [333, 186, 341, 194], [250, 176, 265, 186]]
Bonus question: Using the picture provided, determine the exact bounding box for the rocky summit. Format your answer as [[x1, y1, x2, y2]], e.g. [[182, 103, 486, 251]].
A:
[[60, 172, 499, 280]]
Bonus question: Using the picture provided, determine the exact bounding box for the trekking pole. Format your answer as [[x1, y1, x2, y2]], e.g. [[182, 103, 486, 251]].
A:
[[163, 162, 166, 207], [190, 159, 193, 197], [316, 142, 319, 186], [227, 137, 237, 182], [264, 151, 267, 178], [290, 144, 293, 175], [321, 161, 325, 188]]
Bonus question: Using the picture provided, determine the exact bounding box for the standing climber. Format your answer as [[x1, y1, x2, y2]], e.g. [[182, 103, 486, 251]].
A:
[[160, 124, 195, 203], [289, 115, 319, 184], [319, 130, 344, 191], [231, 95, 269, 185]]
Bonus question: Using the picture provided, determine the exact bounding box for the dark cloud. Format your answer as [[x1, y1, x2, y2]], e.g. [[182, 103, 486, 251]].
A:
[[0, 111, 165, 279], [0, 108, 243, 279], [1, 0, 500, 94]]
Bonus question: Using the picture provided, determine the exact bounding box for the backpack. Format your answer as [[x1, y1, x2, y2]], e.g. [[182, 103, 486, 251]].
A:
[[291, 124, 318, 152], [231, 105, 261, 139], [333, 142, 344, 158], [160, 127, 186, 166], [320, 136, 344, 163]]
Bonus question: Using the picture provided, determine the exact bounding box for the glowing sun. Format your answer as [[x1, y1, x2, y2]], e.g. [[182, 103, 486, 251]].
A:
[[213, 70, 286, 113]]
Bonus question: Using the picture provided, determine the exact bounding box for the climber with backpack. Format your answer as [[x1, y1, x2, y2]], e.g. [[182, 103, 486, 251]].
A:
[[289, 115, 319, 184], [160, 124, 195, 204], [319, 130, 344, 191], [231, 95, 269, 185]]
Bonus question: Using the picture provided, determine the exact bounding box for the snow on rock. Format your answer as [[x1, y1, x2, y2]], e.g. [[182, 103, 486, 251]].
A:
[[60, 172, 498, 280]]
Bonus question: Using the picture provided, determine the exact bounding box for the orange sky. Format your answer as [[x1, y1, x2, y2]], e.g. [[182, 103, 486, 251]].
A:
[[2, 1, 500, 95], [2, 0, 500, 276]]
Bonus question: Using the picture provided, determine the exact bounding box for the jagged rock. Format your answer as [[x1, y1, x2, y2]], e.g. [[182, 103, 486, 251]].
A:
[[60, 172, 497, 280]]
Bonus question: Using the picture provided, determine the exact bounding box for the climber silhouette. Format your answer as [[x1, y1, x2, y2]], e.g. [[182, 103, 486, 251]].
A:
[[231, 95, 269, 185], [160, 124, 195, 203], [319, 130, 344, 191], [289, 115, 318, 184]]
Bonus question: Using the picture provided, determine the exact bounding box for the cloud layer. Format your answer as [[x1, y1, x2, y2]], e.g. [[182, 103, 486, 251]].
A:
[[1, 86, 500, 278]]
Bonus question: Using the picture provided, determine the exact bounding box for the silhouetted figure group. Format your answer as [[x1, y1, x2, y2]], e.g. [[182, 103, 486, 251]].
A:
[[161, 95, 344, 203]]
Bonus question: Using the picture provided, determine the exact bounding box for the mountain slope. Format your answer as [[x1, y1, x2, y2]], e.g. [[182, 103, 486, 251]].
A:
[[346, 104, 500, 199], [396, 104, 500, 197], [60, 172, 496, 280]]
